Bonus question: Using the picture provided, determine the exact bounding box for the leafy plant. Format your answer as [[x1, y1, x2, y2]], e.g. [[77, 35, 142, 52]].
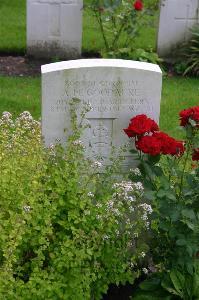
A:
[[123, 106, 199, 299], [0, 103, 150, 299], [133, 263, 199, 300], [174, 25, 199, 76], [86, 0, 159, 57], [103, 47, 162, 64]]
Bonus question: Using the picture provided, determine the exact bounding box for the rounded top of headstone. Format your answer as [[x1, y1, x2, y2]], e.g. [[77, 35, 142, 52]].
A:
[[41, 59, 162, 74]]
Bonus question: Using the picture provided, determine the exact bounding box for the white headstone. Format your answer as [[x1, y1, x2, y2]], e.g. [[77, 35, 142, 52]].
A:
[[157, 0, 199, 57], [27, 0, 83, 58], [41, 59, 162, 168]]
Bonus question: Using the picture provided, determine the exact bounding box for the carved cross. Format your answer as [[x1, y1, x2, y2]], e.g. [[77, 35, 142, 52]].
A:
[[31, 0, 77, 37]]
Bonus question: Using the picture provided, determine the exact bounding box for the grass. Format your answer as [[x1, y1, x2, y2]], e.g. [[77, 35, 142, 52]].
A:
[[0, 75, 198, 139], [0, 0, 158, 55], [0, 0, 26, 54], [160, 77, 199, 137], [0, 76, 40, 119]]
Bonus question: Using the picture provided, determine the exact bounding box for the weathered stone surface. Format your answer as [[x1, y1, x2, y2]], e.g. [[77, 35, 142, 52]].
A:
[[157, 0, 199, 58], [41, 59, 162, 168], [27, 0, 82, 59]]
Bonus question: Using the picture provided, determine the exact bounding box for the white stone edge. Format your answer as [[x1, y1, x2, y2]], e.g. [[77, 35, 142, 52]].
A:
[[41, 59, 162, 74]]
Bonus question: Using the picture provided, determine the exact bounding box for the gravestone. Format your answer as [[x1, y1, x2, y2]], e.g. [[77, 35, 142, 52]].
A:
[[157, 0, 199, 57], [27, 0, 83, 58], [41, 59, 162, 168]]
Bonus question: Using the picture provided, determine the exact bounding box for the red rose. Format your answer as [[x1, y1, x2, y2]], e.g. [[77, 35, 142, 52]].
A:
[[133, 0, 143, 10], [123, 114, 159, 138], [179, 106, 199, 127], [192, 148, 199, 161], [153, 131, 185, 156], [135, 135, 162, 156]]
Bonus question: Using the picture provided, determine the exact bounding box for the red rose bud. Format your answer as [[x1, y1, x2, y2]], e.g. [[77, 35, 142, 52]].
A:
[[179, 106, 199, 127], [192, 148, 199, 161], [123, 114, 159, 138], [133, 0, 143, 11]]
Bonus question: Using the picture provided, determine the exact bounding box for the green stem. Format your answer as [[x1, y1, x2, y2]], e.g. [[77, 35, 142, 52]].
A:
[[110, 0, 116, 28], [96, 12, 109, 52], [179, 143, 190, 199], [112, 20, 125, 49], [125, 15, 141, 48]]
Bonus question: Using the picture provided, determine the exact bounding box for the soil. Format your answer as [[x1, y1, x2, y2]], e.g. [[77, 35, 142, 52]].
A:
[[0, 55, 49, 77], [0, 54, 175, 78], [0, 52, 101, 77]]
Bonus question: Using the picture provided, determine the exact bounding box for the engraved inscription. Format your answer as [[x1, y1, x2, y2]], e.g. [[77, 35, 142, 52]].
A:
[[50, 79, 154, 114]]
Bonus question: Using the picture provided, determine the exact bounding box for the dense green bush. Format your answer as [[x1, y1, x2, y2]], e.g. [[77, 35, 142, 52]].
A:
[[0, 102, 150, 299]]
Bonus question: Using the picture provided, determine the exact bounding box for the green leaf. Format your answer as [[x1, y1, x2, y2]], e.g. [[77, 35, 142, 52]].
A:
[[169, 270, 184, 296], [186, 125, 194, 138], [144, 191, 155, 201], [159, 221, 170, 231], [186, 221, 195, 230], [170, 210, 180, 222], [176, 239, 187, 246], [167, 193, 176, 201], [153, 166, 163, 176], [157, 189, 167, 198], [193, 136, 199, 148], [159, 177, 170, 190], [189, 118, 197, 127], [147, 154, 161, 165], [129, 149, 138, 154], [139, 277, 161, 291], [142, 162, 155, 179], [182, 209, 196, 220], [186, 262, 194, 275], [161, 275, 181, 297], [168, 228, 178, 238]]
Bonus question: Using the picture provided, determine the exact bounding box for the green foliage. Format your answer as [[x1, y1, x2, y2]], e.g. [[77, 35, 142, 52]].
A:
[[129, 48, 162, 64], [133, 263, 199, 300], [103, 47, 162, 64], [0, 104, 149, 299], [86, 0, 159, 57], [128, 113, 199, 299], [174, 25, 199, 76]]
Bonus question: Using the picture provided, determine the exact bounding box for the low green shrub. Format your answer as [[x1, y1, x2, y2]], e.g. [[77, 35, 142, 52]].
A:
[[0, 101, 150, 299]]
